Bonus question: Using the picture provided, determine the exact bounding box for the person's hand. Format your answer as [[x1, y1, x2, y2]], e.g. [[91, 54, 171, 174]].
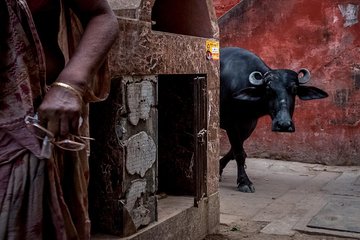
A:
[[37, 83, 83, 138]]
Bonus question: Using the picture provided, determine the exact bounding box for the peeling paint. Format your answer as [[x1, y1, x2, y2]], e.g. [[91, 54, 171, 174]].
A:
[[126, 77, 156, 126], [108, 0, 141, 9], [125, 180, 147, 211], [352, 66, 360, 89], [339, 4, 359, 27], [126, 131, 156, 177], [124, 180, 152, 228], [333, 89, 350, 107]]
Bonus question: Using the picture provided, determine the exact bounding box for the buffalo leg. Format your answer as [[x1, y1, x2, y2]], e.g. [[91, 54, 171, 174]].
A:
[[226, 128, 255, 193], [234, 150, 254, 192], [219, 148, 234, 179]]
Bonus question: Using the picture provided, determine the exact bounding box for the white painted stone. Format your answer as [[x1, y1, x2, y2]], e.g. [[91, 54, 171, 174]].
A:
[[126, 131, 156, 177], [108, 0, 141, 10], [339, 4, 359, 27], [126, 77, 155, 126]]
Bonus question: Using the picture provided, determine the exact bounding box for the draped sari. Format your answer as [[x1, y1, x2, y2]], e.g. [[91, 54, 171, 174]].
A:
[[0, 0, 110, 239]]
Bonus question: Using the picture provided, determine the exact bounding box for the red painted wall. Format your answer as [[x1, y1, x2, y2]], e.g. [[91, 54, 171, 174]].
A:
[[215, 0, 360, 165], [213, 0, 242, 17]]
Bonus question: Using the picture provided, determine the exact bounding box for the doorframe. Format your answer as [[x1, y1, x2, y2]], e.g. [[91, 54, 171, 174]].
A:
[[194, 75, 208, 206]]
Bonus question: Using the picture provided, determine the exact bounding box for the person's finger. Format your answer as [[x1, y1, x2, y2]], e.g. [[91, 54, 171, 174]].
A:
[[59, 114, 70, 137], [70, 116, 80, 135], [47, 117, 60, 137], [37, 111, 48, 127]]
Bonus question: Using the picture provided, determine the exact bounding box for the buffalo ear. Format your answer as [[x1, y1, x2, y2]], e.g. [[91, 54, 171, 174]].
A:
[[233, 87, 265, 101], [297, 86, 329, 100]]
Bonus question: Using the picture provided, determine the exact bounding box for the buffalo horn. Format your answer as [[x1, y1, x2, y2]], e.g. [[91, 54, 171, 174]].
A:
[[248, 71, 264, 85], [298, 68, 311, 84]]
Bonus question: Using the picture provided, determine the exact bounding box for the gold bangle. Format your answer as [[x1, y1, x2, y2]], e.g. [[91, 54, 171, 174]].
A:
[[51, 82, 83, 101]]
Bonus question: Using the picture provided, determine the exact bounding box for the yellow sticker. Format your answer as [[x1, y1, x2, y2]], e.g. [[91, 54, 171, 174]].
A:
[[206, 39, 220, 60]]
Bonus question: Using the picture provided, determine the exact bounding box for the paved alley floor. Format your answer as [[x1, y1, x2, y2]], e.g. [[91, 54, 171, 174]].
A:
[[205, 158, 360, 240]]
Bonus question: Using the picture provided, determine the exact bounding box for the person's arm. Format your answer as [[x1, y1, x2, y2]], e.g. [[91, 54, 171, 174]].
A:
[[57, 0, 119, 92], [39, 0, 118, 137]]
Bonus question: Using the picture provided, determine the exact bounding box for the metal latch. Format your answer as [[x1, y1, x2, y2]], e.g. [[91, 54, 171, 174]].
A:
[[197, 129, 207, 143]]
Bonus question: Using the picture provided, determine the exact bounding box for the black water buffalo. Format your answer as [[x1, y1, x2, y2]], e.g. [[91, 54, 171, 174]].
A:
[[220, 47, 328, 193]]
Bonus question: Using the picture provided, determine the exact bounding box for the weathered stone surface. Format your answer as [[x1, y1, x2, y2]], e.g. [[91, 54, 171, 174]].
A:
[[89, 76, 158, 236], [125, 76, 156, 126], [89, 0, 220, 238], [107, 0, 220, 197], [125, 180, 154, 229], [108, 0, 141, 9], [126, 131, 156, 177]]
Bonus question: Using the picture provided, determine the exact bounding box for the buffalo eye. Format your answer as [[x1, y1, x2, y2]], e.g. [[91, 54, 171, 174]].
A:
[[266, 81, 273, 90]]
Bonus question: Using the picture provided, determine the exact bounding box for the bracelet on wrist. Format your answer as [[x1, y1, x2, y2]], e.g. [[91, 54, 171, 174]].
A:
[[51, 82, 83, 101]]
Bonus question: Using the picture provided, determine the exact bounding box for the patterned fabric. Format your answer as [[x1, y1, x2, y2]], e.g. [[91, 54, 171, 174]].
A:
[[0, 0, 45, 159], [0, 0, 111, 239]]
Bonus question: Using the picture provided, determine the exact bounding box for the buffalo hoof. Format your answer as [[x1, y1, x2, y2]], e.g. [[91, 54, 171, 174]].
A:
[[237, 184, 255, 193]]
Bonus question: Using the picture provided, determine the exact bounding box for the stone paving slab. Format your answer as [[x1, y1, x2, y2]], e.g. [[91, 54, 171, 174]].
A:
[[322, 171, 360, 197], [293, 196, 360, 239], [307, 197, 360, 233], [260, 216, 298, 236]]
